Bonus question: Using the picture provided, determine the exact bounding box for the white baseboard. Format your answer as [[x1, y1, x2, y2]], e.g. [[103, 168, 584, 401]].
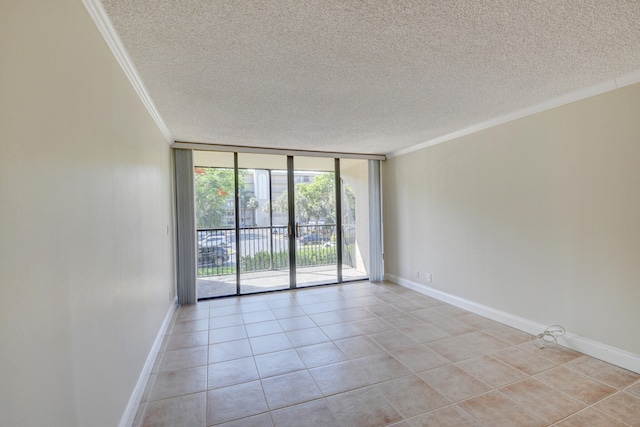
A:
[[119, 297, 179, 427], [385, 274, 640, 374]]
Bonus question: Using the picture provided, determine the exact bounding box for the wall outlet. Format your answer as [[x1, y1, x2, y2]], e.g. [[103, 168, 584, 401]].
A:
[[415, 270, 420, 278], [426, 273, 433, 282]]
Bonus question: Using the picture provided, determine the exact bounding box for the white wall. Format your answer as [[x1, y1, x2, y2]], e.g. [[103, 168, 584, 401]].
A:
[[0, 1, 175, 426], [383, 82, 640, 358]]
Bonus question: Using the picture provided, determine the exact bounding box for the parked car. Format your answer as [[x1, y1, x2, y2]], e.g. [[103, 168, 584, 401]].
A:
[[198, 245, 229, 267], [199, 235, 228, 248], [299, 234, 326, 245]]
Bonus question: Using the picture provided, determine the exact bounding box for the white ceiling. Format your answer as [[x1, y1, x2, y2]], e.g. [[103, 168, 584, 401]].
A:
[[100, 0, 640, 156]]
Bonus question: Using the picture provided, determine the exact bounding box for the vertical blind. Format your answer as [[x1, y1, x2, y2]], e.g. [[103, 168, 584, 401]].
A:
[[174, 149, 197, 305], [368, 160, 384, 282]]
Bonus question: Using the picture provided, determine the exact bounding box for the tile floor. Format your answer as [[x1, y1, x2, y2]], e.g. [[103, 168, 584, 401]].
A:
[[133, 281, 640, 427]]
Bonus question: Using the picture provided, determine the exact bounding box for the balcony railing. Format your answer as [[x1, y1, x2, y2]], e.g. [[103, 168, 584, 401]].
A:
[[197, 224, 356, 278]]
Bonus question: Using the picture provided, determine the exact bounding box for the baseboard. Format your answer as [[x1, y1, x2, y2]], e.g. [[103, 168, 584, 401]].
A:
[[385, 274, 640, 374], [119, 297, 178, 427]]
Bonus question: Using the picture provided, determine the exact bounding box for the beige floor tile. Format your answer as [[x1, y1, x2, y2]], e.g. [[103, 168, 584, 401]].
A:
[[627, 380, 640, 398], [239, 302, 271, 313], [350, 317, 394, 334], [249, 333, 293, 355], [456, 313, 501, 329], [366, 303, 402, 317], [246, 320, 284, 338], [433, 304, 469, 318], [209, 339, 252, 363], [482, 324, 532, 345], [418, 364, 490, 402], [337, 307, 376, 321], [144, 282, 639, 427], [320, 322, 365, 340], [389, 298, 426, 312], [427, 337, 482, 362], [555, 407, 627, 427], [534, 365, 616, 404], [266, 298, 298, 310], [327, 386, 403, 427], [458, 391, 546, 427], [209, 305, 242, 318], [149, 366, 207, 402], [254, 349, 305, 378], [209, 325, 247, 344], [157, 346, 208, 373], [370, 329, 418, 351], [492, 346, 557, 375], [271, 306, 307, 319], [261, 370, 323, 410], [499, 378, 584, 424], [177, 306, 210, 321], [308, 311, 347, 326], [165, 331, 208, 351], [410, 308, 448, 323], [296, 341, 348, 368], [285, 327, 330, 347], [208, 357, 259, 389], [171, 318, 210, 335], [519, 342, 582, 365], [380, 313, 424, 329], [376, 375, 449, 418], [411, 296, 444, 309], [270, 399, 339, 427], [408, 404, 480, 427], [140, 392, 206, 427], [567, 355, 640, 389], [209, 314, 244, 329], [242, 309, 277, 324], [455, 330, 512, 354], [390, 344, 449, 373], [300, 302, 333, 314], [215, 412, 274, 427], [207, 380, 269, 425], [358, 352, 412, 383], [309, 360, 371, 396], [277, 315, 315, 331], [593, 391, 640, 426], [397, 324, 450, 343], [431, 318, 477, 336], [457, 355, 527, 387], [334, 335, 385, 359]]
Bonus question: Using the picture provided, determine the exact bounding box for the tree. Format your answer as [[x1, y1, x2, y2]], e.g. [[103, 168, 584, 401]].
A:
[[195, 167, 243, 228], [267, 172, 353, 224]]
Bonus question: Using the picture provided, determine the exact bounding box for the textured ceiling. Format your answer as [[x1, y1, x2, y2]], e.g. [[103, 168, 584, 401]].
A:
[[101, 0, 640, 155]]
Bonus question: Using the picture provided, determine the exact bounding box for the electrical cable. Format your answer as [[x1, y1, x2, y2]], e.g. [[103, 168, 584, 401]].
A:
[[531, 324, 565, 349]]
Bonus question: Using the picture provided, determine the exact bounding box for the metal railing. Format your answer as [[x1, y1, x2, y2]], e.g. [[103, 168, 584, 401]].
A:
[[197, 224, 356, 277]]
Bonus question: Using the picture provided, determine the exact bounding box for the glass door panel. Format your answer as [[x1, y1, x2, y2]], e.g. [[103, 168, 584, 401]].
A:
[[293, 156, 338, 288], [238, 153, 290, 294], [193, 151, 237, 298], [340, 159, 369, 282]]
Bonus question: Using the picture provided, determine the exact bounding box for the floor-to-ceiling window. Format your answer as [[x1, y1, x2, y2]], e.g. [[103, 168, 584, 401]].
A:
[[193, 150, 373, 299]]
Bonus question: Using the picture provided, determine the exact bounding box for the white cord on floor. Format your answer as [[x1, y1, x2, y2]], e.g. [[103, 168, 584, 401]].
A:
[[531, 324, 565, 349]]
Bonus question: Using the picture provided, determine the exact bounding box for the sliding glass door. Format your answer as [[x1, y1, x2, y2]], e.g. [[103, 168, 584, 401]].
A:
[[237, 154, 291, 294], [293, 156, 338, 287], [194, 151, 370, 298]]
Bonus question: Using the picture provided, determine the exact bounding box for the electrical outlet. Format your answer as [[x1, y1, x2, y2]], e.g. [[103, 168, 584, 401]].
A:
[[426, 273, 433, 282], [415, 270, 420, 278]]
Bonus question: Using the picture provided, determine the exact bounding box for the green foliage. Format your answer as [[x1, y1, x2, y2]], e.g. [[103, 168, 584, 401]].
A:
[[268, 173, 355, 224], [195, 168, 246, 229]]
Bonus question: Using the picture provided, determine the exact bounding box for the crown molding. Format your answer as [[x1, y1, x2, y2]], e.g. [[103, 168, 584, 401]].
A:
[[82, 0, 174, 144], [387, 71, 640, 159]]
